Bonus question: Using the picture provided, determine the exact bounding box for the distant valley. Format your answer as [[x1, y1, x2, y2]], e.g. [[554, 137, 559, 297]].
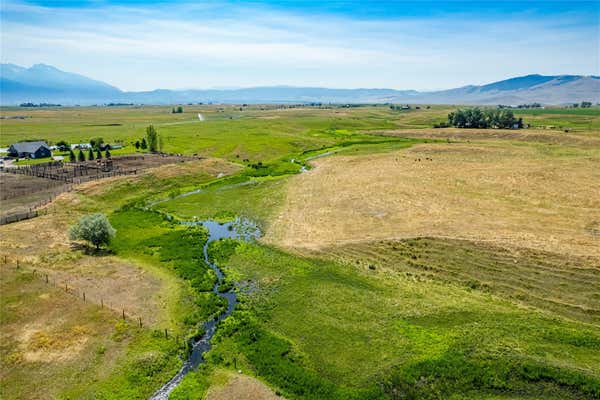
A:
[[1, 63, 598, 106]]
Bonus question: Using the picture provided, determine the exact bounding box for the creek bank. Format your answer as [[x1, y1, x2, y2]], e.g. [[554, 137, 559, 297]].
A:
[[150, 218, 260, 400]]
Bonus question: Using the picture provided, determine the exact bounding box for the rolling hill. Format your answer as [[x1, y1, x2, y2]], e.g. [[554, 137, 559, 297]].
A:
[[1, 63, 598, 105]]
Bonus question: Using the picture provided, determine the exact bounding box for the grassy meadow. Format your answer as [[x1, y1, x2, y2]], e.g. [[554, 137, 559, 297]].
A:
[[1, 104, 599, 399]]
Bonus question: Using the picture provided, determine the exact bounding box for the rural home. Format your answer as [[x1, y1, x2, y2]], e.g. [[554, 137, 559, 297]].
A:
[[8, 141, 51, 159]]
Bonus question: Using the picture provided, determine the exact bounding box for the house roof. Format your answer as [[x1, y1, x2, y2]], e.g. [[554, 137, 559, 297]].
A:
[[10, 141, 50, 153]]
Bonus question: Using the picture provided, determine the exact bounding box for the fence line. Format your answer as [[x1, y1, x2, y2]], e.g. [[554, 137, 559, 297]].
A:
[[1, 255, 182, 343], [1, 163, 137, 184], [1, 162, 137, 225], [0, 183, 72, 201]]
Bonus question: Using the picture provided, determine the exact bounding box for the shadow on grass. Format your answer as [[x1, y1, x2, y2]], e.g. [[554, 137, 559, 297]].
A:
[[69, 242, 114, 256]]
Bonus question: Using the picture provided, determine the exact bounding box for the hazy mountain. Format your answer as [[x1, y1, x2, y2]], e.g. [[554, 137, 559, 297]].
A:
[[408, 75, 600, 105], [0, 63, 122, 104], [1, 64, 598, 105]]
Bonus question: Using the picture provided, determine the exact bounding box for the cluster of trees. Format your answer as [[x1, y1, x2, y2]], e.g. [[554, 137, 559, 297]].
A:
[[498, 103, 542, 109], [19, 102, 62, 107], [574, 101, 593, 108], [171, 106, 184, 113], [445, 108, 523, 129], [60, 137, 112, 162], [389, 104, 412, 111], [68, 147, 111, 163], [134, 125, 162, 152]]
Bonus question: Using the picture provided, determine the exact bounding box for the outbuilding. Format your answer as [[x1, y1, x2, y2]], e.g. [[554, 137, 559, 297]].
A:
[[8, 141, 51, 159]]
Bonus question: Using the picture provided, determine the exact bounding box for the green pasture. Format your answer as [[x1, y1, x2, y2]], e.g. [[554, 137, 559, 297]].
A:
[[2, 105, 598, 162], [2, 104, 600, 399]]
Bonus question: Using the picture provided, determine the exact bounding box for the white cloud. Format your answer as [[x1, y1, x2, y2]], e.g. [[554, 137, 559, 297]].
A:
[[1, 1, 598, 91]]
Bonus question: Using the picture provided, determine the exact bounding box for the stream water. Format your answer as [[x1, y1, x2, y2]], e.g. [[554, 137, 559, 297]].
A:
[[150, 218, 260, 400]]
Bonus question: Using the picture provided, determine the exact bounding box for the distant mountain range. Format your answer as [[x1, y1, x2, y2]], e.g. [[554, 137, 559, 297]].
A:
[[1, 63, 598, 106]]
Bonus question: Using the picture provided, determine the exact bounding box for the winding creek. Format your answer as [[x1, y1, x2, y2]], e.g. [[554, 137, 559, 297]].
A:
[[150, 218, 260, 400]]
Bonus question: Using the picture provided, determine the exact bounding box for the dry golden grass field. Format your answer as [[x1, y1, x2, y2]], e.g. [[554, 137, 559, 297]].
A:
[[206, 372, 283, 400], [375, 127, 600, 146], [267, 141, 600, 258], [0, 264, 132, 399]]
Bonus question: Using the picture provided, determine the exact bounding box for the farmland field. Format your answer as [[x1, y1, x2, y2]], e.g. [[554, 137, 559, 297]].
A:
[[1, 104, 599, 400]]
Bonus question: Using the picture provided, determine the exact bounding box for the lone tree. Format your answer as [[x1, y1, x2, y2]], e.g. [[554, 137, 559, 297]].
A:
[[88, 147, 95, 160], [69, 213, 116, 250], [105, 148, 111, 158], [135, 140, 140, 149], [78, 149, 86, 162], [141, 138, 147, 150], [146, 125, 158, 152], [69, 149, 76, 163]]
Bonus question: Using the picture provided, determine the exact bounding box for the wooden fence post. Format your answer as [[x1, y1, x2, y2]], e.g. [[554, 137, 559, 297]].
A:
[[164, 329, 168, 339], [122, 309, 126, 320]]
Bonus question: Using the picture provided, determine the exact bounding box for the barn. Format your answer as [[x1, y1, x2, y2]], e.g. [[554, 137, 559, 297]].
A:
[[8, 141, 51, 159]]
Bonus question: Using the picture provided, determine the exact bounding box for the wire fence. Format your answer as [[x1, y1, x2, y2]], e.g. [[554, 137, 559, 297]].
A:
[[1, 255, 183, 344], [0, 161, 137, 225], [1, 163, 137, 184], [0, 180, 67, 201], [0, 189, 71, 225]]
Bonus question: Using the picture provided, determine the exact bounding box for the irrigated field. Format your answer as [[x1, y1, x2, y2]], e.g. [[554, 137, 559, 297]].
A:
[[1, 105, 599, 400]]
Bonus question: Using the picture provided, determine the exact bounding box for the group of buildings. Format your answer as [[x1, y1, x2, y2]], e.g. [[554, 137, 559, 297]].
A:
[[5, 141, 122, 159]]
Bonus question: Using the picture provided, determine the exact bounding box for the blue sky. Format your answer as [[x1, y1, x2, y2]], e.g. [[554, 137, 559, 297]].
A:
[[1, 1, 598, 91]]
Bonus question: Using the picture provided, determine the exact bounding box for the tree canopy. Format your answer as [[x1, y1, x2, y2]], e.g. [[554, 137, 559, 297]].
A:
[[69, 213, 116, 250], [447, 108, 522, 129], [146, 125, 158, 152]]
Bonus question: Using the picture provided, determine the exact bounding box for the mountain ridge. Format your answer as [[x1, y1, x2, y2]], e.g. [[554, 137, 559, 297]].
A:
[[1, 64, 598, 105]]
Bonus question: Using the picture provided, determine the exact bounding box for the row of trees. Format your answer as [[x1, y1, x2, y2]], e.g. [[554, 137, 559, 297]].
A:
[[446, 108, 523, 129], [134, 125, 162, 152], [55, 137, 113, 152], [68, 148, 111, 163], [498, 103, 542, 109]]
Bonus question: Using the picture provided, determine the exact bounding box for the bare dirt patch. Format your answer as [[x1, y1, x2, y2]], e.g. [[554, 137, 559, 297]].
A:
[[267, 143, 600, 257], [103, 153, 199, 171], [206, 373, 283, 400], [0, 172, 67, 215]]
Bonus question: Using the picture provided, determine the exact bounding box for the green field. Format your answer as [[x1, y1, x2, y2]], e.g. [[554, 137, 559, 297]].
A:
[[1, 105, 599, 400], [1, 105, 599, 156]]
